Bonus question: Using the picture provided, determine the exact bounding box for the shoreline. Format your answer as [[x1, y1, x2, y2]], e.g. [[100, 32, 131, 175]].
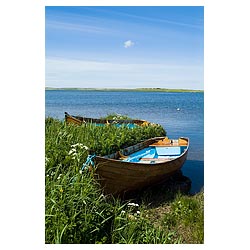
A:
[[45, 87, 203, 93]]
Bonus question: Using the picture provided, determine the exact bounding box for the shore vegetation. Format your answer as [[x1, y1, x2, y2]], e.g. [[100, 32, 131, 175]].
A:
[[45, 116, 204, 244]]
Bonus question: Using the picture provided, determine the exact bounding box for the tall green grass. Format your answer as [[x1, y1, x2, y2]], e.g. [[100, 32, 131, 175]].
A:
[[45, 117, 203, 244]]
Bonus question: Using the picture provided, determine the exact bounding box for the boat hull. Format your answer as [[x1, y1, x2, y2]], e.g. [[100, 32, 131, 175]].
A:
[[64, 112, 153, 127], [94, 137, 189, 195]]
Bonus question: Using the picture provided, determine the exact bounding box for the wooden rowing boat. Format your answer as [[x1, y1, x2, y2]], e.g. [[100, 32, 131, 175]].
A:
[[64, 112, 153, 127], [94, 136, 189, 196]]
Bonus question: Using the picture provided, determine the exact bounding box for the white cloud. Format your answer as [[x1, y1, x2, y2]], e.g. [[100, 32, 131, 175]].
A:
[[124, 40, 135, 48]]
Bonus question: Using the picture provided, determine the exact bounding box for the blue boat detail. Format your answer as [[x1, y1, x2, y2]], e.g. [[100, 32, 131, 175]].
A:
[[155, 146, 181, 156], [122, 145, 187, 163]]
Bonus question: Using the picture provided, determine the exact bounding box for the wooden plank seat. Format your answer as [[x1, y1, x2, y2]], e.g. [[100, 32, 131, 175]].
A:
[[139, 158, 173, 162]]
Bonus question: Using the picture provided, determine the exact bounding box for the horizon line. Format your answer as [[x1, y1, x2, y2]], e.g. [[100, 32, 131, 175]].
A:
[[45, 87, 204, 92]]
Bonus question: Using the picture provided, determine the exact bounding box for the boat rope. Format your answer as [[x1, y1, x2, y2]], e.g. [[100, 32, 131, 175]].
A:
[[81, 154, 96, 171]]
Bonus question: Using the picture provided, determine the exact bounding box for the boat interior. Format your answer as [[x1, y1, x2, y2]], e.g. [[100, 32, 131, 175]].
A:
[[118, 137, 188, 164]]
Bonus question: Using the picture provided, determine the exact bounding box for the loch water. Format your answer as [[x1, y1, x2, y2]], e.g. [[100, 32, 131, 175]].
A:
[[46, 90, 204, 193]]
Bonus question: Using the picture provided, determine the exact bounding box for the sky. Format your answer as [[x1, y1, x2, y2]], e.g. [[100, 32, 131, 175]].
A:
[[45, 6, 204, 89]]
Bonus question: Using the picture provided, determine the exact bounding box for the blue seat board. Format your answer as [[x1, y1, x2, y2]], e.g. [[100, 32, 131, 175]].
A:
[[155, 146, 181, 156]]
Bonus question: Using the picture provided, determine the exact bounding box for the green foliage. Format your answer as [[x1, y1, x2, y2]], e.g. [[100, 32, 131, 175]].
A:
[[46, 172, 115, 243], [45, 117, 203, 244], [111, 208, 178, 244], [161, 192, 204, 243], [45, 117, 166, 162], [45, 117, 167, 243]]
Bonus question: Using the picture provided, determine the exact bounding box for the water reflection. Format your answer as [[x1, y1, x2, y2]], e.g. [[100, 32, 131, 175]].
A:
[[182, 160, 204, 194]]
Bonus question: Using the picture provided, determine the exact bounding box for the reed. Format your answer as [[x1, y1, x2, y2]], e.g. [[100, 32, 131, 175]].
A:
[[45, 117, 203, 244]]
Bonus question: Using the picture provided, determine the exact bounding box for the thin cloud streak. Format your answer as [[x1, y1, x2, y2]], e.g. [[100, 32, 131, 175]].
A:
[[46, 20, 112, 34], [46, 57, 203, 89], [46, 57, 201, 72], [84, 7, 203, 30]]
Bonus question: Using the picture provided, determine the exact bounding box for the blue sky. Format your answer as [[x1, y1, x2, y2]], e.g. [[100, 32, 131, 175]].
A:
[[45, 6, 204, 89]]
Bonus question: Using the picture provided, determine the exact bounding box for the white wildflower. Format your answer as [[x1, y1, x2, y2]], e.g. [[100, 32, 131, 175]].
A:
[[136, 211, 140, 215], [128, 203, 139, 207], [68, 148, 76, 155], [71, 143, 88, 149], [45, 157, 49, 166], [57, 174, 62, 180], [70, 144, 89, 152]]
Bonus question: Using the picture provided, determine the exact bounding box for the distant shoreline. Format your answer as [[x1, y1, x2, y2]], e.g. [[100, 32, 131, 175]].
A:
[[45, 87, 203, 93]]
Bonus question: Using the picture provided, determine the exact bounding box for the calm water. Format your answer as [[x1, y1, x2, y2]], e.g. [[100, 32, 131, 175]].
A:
[[46, 90, 204, 193]]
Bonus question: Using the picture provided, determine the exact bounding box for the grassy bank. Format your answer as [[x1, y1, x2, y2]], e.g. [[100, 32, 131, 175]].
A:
[[45, 87, 203, 93], [45, 118, 204, 244]]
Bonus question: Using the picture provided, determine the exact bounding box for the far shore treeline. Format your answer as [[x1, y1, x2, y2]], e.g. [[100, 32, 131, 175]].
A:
[[45, 87, 203, 93]]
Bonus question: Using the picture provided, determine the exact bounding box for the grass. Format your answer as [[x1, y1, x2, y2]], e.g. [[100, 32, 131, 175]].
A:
[[45, 117, 204, 244], [144, 191, 204, 243]]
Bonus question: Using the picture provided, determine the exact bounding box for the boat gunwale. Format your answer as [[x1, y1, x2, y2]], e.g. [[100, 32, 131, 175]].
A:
[[64, 111, 157, 126], [65, 112, 148, 123]]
